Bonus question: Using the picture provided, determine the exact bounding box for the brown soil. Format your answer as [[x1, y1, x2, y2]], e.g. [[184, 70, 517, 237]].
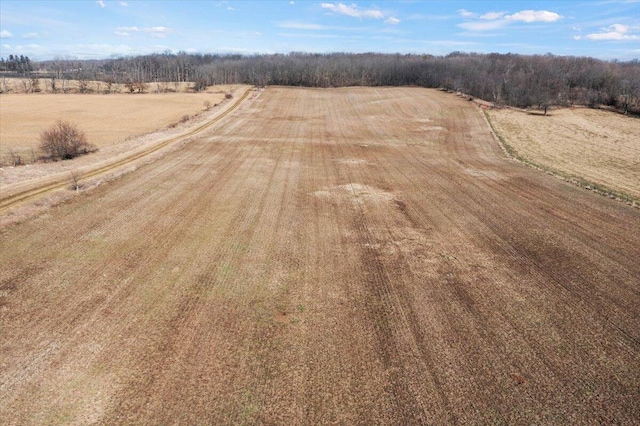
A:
[[1, 87, 638, 424], [486, 107, 640, 200]]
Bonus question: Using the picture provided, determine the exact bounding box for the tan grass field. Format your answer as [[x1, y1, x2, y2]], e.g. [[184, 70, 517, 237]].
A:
[[0, 87, 234, 163], [486, 107, 640, 200], [1, 87, 639, 424]]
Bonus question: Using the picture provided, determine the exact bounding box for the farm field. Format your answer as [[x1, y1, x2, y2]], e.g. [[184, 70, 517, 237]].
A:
[[1, 87, 639, 424], [0, 87, 234, 163], [486, 107, 640, 201]]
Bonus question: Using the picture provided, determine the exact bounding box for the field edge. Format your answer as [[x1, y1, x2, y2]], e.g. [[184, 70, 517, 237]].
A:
[[483, 109, 639, 208]]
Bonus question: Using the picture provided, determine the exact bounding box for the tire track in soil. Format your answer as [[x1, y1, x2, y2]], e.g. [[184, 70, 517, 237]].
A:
[[1, 87, 639, 425], [304, 86, 640, 422], [0, 136, 258, 423], [358, 91, 639, 422], [327, 91, 450, 424], [95, 140, 269, 423], [337, 89, 501, 423], [373, 90, 638, 422]]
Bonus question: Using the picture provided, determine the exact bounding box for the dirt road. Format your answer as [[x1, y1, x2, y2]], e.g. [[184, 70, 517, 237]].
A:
[[1, 87, 639, 424]]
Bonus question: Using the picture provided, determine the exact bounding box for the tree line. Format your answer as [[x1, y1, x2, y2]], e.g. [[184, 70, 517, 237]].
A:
[[0, 54, 34, 74], [2, 52, 639, 113]]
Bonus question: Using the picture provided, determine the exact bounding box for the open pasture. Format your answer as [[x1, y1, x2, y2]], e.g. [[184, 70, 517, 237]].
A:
[[486, 107, 640, 201], [1, 87, 638, 424], [0, 88, 233, 163]]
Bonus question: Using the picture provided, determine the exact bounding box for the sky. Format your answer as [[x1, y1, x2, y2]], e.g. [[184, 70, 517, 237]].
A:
[[1, 0, 639, 61]]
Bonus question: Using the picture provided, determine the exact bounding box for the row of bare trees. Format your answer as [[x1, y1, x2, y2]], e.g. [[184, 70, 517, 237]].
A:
[[100, 52, 640, 112], [3, 52, 639, 112], [189, 52, 640, 112]]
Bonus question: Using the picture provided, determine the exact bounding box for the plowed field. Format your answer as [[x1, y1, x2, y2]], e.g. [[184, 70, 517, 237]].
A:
[[1, 87, 639, 424]]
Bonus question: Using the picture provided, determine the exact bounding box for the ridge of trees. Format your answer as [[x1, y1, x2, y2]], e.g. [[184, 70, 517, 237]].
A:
[[0, 54, 34, 74], [2, 52, 639, 113]]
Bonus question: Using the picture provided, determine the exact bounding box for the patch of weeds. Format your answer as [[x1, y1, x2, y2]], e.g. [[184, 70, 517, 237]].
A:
[[439, 252, 457, 261], [217, 264, 234, 280], [239, 390, 261, 422], [296, 304, 306, 313]]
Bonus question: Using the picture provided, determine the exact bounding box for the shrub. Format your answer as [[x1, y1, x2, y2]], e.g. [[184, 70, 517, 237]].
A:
[[39, 120, 97, 161]]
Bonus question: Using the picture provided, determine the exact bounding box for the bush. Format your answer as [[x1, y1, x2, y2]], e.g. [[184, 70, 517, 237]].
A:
[[39, 120, 97, 161]]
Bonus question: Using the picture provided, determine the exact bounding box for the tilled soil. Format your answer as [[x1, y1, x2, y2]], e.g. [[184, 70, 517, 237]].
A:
[[1, 87, 639, 424]]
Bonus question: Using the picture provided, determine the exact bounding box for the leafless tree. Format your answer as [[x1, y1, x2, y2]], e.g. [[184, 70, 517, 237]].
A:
[[70, 171, 82, 193], [39, 120, 97, 161]]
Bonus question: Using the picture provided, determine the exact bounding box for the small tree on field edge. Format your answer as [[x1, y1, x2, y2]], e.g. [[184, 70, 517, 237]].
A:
[[39, 120, 97, 161]]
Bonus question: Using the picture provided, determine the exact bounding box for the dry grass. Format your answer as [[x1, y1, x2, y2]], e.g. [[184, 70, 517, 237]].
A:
[[0, 85, 251, 188], [0, 88, 234, 164], [1, 88, 638, 424], [486, 107, 640, 201]]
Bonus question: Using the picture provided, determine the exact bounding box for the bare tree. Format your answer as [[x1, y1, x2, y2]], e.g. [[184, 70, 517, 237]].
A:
[[39, 120, 97, 161], [8, 149, 23, 166], [69, 171, 82, 193]]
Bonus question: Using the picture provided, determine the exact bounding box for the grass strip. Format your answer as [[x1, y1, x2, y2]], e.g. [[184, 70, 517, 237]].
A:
[[483, 109, 638, 208]]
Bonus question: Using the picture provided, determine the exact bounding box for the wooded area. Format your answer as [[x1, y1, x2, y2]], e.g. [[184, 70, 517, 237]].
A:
[[2, 52, 639, 113]]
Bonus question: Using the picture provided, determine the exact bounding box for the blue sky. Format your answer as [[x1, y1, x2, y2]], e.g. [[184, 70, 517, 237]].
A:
[[1, 1, 639, 61]]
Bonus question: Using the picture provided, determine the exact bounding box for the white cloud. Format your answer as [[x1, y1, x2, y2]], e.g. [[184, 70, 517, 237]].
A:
[[458, 9, 562, 32], [480, 12, 506, 20], [321, 3, 384, 19], [277, 21, 326, 30], [278, 32, 341, 39], [1, 43, 44, 56], [115, 26, 138, 36], [114, 26, 172, 38], [227, 6, 235, 10], [585, 24, 639, 40], [320, 2, 400, 25], [22, 32, 39, 39], [97, 0, 105, 8], [458, 9, 476, 18], [0, 29, 13, 39], [290, 1, 295, 3], [119, 1, 128, 6], [506, 10, 562, 23], [458, 20, 507, 31], [146, 26, 172, 38]]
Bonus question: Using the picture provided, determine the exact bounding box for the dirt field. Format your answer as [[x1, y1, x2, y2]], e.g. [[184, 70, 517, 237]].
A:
[[1, 87, 639, 424], [486, 107, 640, 200], [0, 88, 234, 163]]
